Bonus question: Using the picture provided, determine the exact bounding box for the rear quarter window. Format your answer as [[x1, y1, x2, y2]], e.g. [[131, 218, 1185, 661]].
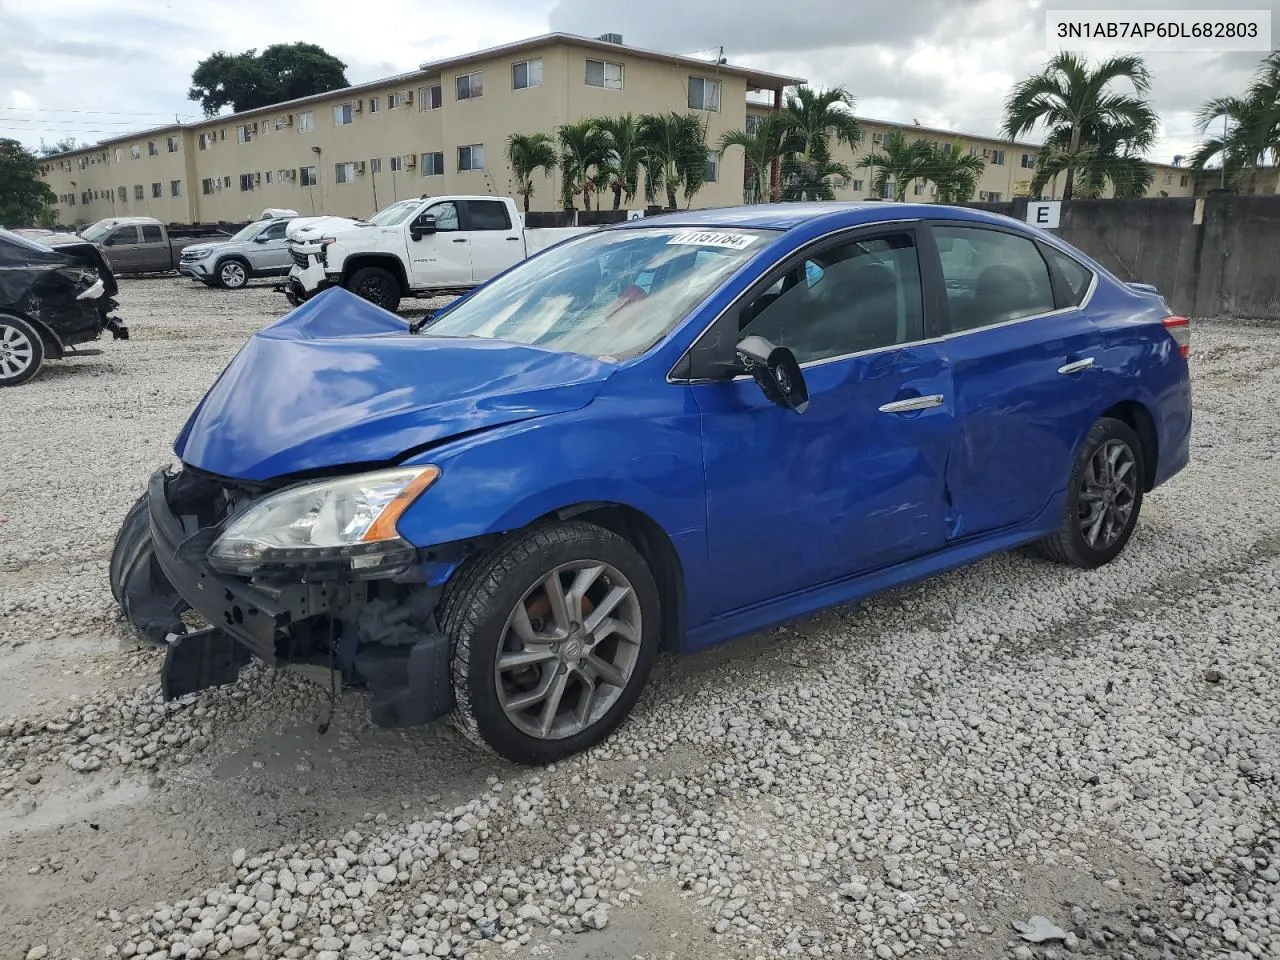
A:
[[1042, 245, 1094, 307]]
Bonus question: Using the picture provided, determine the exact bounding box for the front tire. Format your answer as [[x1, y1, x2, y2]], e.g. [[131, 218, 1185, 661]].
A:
[[346, 267, 402, 313], [216, 259, 249, 289], [0, 314, 45, 387], [1034, 417, 1144, 569], [440, 521, 661, 764], [109, 493, 189, 646]]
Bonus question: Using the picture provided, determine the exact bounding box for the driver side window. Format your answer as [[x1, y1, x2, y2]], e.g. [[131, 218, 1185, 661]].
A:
[[108, 226, 139, 246], [739, 232, 923, 364], [427, 202, 460, 231], [262, 221, 289, 240]]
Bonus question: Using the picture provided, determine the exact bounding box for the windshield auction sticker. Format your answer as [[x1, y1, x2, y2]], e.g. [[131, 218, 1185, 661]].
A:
[[667, 232, 759, 250]]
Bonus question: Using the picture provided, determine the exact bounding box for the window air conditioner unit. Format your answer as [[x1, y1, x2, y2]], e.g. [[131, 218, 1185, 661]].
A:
[[355, 161, 367, 174], [353, 101, 363, 113], [404, 155, 416, 168]]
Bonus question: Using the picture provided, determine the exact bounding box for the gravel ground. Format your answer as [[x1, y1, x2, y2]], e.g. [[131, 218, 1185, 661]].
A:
[[1, 277, 1277, 960]]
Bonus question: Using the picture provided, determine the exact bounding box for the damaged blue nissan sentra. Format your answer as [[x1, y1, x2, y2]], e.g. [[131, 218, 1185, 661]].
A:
[[110, 202, 1192, 764]]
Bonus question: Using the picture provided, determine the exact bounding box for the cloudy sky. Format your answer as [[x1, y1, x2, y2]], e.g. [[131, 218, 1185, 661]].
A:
[[1, 0, 1274, 162]]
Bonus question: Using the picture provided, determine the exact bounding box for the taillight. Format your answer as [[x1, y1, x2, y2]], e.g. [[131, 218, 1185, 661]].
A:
[[1162, 315, 1190, 359]]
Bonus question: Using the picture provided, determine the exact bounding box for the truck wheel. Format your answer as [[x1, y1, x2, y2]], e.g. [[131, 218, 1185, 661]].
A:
[[0, 314, 44, 387], [109, 493, 189, 647], [440, 521, 661, 765], [216, 258, 249, 289], [346, 267, 402, 313]]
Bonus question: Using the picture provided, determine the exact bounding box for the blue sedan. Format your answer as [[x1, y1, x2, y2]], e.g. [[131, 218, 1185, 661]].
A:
[[111, 202, 1192, 764]]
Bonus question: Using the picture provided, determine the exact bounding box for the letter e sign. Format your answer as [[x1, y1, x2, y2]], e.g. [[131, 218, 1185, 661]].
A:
[[1026, 201, 1061, 229]]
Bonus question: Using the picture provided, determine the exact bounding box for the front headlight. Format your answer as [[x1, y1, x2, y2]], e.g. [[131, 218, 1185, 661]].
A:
[[208, 465, 440, 577], [188, 248, 212, 259]]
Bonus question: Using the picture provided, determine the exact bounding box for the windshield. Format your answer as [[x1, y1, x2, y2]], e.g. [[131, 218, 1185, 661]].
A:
[[227, 222, 262, 243], [80, 221, 114, 242], [422, 227, 774, 359], [366, 200, 421, 227]]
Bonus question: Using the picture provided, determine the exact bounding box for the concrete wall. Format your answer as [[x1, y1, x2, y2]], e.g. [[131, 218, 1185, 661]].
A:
[[963, 195, 1280, 321]]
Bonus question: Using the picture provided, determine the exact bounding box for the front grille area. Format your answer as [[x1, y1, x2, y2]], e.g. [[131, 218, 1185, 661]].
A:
[[290, 248, 311, 269]]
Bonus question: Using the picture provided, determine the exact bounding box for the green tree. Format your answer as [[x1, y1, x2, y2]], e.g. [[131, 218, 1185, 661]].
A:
[[1191, 52, 1280, 191], [925, 141, 986, 203], [857, 128, 933, 200], [0, 139, 57, 227], [1030, 116, 1155, 199], [556, 119, 610, 211], [637, 112, 709, 210], [188, 43, 348, 116], [718, 112, 794, 202], [780, 85, 862, 200], [1002, 52, 1157, 201], [505, 132, 558, 213], [594, 114, 644, 210], [37, 136, 77, 157]]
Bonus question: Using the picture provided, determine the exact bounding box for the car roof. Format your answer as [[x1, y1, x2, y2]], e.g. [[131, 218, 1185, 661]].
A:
[[96, 216, 162, 226], [620, 201, 1034, 234]]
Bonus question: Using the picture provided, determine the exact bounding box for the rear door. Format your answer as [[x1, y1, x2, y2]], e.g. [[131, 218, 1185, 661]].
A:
[[138, 224, 170, 270], [248, 219, 292, 273], [407, 200, 471, 288], [102, 225, 141, 272], [464, 199, 524, 282], [928, 222, 1103, 539]]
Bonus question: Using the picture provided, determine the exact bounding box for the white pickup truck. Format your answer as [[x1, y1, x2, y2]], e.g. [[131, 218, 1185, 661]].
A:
[[282, 195, 594, 312]]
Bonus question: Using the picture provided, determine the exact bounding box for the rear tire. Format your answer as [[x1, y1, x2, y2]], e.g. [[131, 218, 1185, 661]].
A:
[[1033, 417, 1144, 569], [216, 258, 249, 289], [0, 314, 45, 387], [109, 493, 189, 646], [346, 267, 402, 313], [440, 521, 661, 765]]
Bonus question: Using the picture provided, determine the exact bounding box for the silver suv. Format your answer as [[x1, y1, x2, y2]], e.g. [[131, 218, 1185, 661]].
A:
[[179, 216, 295, 289]]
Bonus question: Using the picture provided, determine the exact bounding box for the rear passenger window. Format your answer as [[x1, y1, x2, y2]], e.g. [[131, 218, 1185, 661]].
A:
[[934, 226, 1056, 332], [1042, 245, 1093, 307], [141, 225, 163, 243], [466, 200, 512, 231]]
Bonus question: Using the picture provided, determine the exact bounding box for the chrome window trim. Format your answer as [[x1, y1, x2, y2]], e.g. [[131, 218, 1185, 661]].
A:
[[667, 220, 1099, 386]]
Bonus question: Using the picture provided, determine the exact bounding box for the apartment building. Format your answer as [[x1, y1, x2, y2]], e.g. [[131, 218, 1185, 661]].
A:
[[38, 33, 800, 226]]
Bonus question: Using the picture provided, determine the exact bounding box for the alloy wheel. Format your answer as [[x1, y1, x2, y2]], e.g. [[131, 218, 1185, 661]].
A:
[[494, 560, 643, 740], [0, 323, 35, 381], [1078, 438, 1138, 549], [220, 262, 247, 288]]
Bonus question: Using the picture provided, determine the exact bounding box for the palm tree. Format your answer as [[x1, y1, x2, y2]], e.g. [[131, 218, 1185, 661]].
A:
[[925, 141, 986, 203], [1002, 52, 1157, 201], [1191, 53, 1280, 191], [718, 112, 794, 202], [505, 132, 557, 214], [556, 119, 609, 211], [781, 85, 863, 201], [857, 129, 933, 200], [594, 114, 644, 210], [1030, 115, 1155, 199], [637, 111, 708, 210]]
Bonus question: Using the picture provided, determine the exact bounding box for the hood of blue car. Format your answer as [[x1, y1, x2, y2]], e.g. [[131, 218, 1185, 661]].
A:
[[174, 288, 618, 482]]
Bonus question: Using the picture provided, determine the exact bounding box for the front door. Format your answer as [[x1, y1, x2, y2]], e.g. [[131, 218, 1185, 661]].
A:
[[102, 225, 141, 272], [929, 223, 1104, 538], [464, 198, 524, 282], [691, 226, 958, 615], [407, 200, 471, 288], [248, 219, 292, 273]]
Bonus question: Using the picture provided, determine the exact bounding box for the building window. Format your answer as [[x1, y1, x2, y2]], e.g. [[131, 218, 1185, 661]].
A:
[[368, 96, 381, 113], [849, 179, 864, 191], [198, 133, 211, 150], [745, 115, 760, 135], [914, 181, 927, 195], [688, 76, 721, 112], [513, 59, 543, 90], [134, 185, 144, 200], [335, 161, 356, 184], [419, 84, 443, 110], [298, 111, 314, 133], [422, 152, 445, 176], [265, 170, 273, 183], [114, 148, 123, 162], [456, 72, 483, 100], [151, 182, 162, 198], [277, 168, 293, 182], [1164, 173, 1173, 185], [201, 178, 216, 195], [222, 175, 231, 187], [980, 191, 1003, 202], [170, 180, 183, 197], [389, 91, 412, 108], [704, 150, 718, 183], [333, 103, 354, 126], [145, 141, 157, 156], [369, 158, 382, 174], [390, 156, 403, 172], [1021, 152, 1036, 169], [237, 124, 253, 144], [300, 166, 318, 187], [1180, 174, 1189, 187], [167, 136, 179, 153], [585, 58, 623, 90], [117, 186, 127, 201], [989, 149, 1005, 165], [240, 173, 255, 192], [458, 144, 484, 171]]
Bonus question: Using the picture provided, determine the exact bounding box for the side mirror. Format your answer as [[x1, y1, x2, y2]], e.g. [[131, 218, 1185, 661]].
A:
[[409, 214, 437, 241], [736, 335, 809, 414], [254, 234, 271, 243]]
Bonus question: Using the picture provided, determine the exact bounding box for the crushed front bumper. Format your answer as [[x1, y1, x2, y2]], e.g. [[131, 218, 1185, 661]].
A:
[[144, 468, 456, 726]]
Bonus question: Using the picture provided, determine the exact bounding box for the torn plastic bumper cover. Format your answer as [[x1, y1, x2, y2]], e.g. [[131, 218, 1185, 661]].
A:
[[144, 468, 456, 727]]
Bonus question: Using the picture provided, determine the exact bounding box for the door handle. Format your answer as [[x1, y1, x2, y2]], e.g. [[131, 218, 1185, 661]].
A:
[[879, 394, 944, 413], [1057, 357, 1095, 375], [452, 238, 468, 243], [505, 237, 520, 241]]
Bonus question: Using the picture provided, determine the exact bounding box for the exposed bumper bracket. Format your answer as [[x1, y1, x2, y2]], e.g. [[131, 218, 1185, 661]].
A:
[[356, 633, 456, 728], [161, 626, 253, 700]]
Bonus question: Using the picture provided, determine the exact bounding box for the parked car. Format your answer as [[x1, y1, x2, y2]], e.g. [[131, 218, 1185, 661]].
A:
[[179, 214, 297, 289], [110, 202, 1192, 764], [282, 195, 594, 312], [53, 217, 229, 276], [0, 228, 127, 386]]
